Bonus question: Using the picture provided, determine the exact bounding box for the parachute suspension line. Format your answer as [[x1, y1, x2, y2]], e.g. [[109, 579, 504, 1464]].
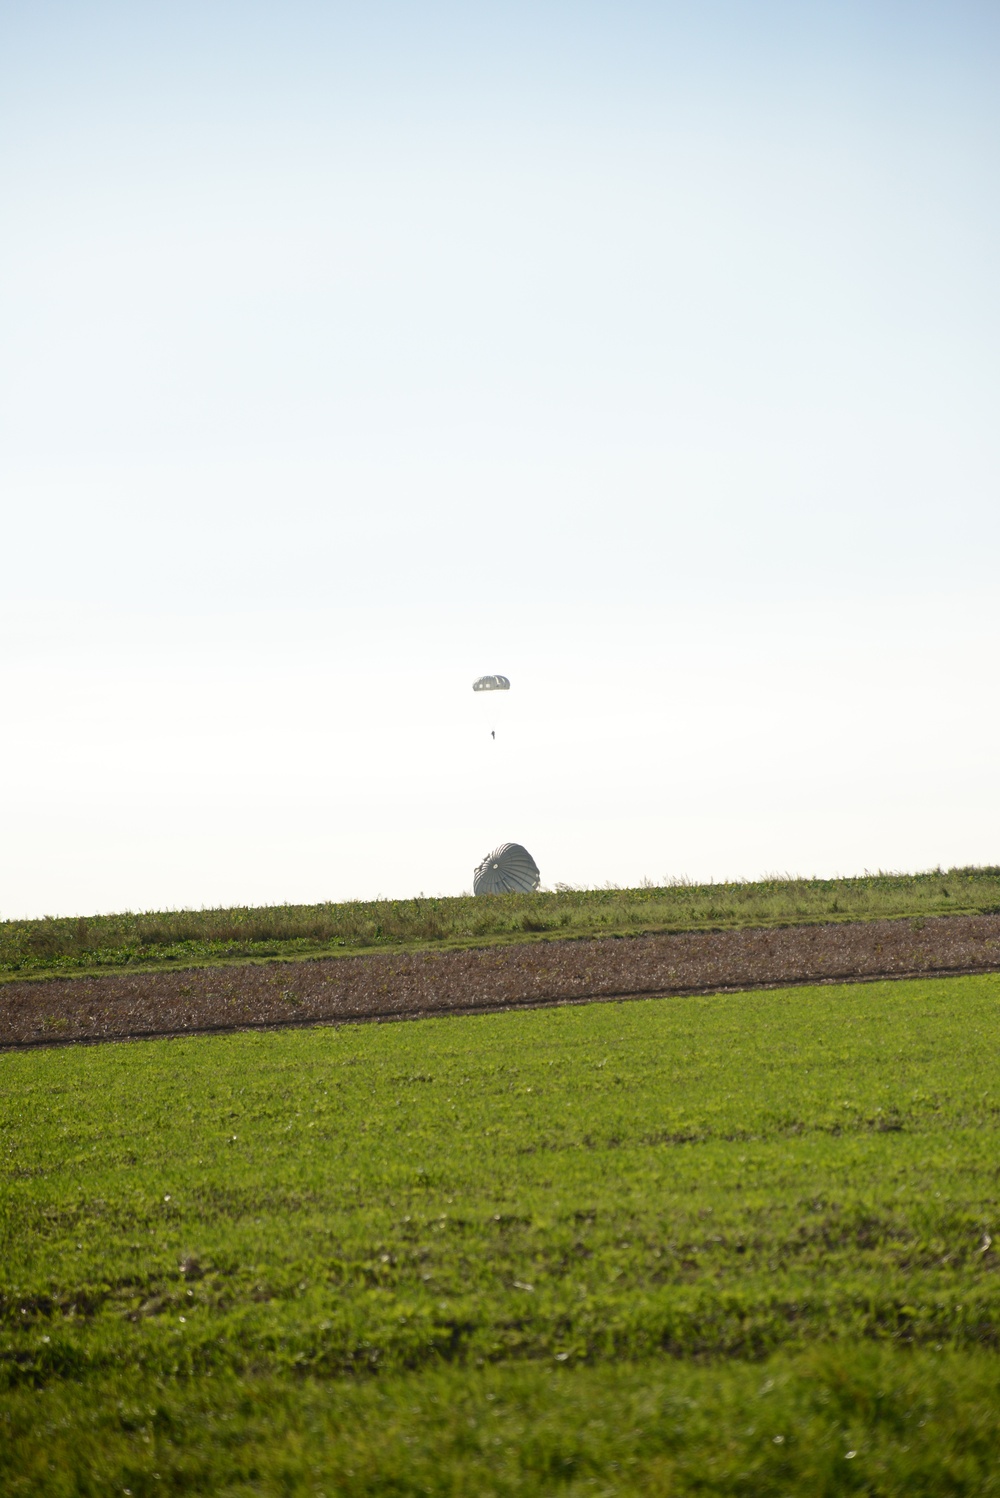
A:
[[472, 673, 509, 743]]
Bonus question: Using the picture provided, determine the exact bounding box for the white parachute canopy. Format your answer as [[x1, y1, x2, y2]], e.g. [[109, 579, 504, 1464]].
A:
[[474, 843, 540, 895], [472, 675, 510, 692]]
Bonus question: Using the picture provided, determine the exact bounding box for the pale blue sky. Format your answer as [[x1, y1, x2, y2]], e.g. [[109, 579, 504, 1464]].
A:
[[2, 2, 998, 915]]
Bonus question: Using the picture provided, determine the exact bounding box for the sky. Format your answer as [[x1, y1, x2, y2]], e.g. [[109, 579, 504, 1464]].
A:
[[1, 0, 998, 918]]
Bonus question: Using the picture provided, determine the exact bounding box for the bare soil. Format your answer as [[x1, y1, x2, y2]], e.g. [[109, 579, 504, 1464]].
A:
[[3, 914, 1000, 1050]]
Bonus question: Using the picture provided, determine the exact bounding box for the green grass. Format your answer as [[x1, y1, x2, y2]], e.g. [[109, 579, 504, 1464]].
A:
[[5, 1347, 1000, 1496], [4, 865, 1000, 980], [3, 972, 1000, 1492]]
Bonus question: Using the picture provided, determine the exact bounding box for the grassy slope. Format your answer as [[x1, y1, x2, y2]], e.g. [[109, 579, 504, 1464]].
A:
[[4, 866, 1000, 981], [3, 973, 1000, 1493]]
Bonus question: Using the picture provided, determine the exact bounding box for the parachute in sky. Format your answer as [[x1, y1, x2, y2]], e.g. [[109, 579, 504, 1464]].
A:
[[472, 674, 510, 740], [474, 842, 540, 895]]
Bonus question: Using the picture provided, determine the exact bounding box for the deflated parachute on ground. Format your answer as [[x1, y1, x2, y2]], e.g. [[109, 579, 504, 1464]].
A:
[[474, 843, 540, 896]]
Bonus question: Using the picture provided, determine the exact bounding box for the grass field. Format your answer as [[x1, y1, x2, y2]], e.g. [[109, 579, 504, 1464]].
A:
[[4, 866, 1000, 980], [3, 972, 1000, 1493]]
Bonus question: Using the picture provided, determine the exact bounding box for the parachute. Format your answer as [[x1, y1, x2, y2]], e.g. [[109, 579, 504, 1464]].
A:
[[473, 842, 540, 895], [473, 673, 510, 741]]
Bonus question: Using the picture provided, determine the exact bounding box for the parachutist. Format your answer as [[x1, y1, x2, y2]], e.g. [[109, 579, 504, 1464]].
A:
[[474, 675, 509, 743]]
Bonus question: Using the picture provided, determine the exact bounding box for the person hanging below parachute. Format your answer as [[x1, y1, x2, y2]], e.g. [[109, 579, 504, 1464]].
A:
[[472, 674, 510, 740]]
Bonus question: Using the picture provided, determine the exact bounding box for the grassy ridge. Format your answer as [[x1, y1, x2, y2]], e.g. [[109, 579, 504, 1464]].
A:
[[3, 972, 1000, 1491], [4, 866, 1000, 980]]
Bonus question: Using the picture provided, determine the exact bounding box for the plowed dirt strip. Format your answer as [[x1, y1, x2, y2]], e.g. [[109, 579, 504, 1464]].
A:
[[4, 913, 1000, 1049]]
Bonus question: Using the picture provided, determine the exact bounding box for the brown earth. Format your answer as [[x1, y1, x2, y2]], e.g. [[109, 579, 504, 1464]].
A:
[[3, 913, 1000, 1051]]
